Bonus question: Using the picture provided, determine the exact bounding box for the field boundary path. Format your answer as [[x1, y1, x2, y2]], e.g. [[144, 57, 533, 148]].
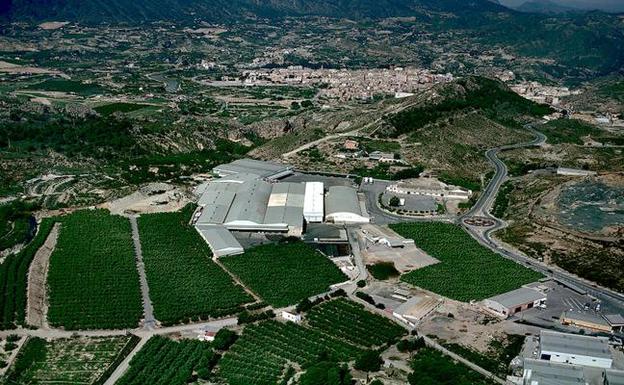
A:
[[102, 335, 148, 385], [212, 257, 263, 303], [128, 215, 157, 330], [26, 222, 61, 328]]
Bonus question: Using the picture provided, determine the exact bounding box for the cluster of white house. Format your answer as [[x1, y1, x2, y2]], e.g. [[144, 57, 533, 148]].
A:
[[193, 159, 369, 257]]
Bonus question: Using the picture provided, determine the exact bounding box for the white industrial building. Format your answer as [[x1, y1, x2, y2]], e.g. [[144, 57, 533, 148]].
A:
[[522, 358, 587, 385], [539, 331, 613, 369], [325, 186, 370, 224], [386, 178, 472, 200], [483, 287, 546, 319], [213, 158, 294, 180], [303, 182, 324, 223]]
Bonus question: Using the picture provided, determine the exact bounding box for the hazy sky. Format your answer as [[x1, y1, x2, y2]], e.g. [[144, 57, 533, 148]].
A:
[[498, 0, 624, 12]]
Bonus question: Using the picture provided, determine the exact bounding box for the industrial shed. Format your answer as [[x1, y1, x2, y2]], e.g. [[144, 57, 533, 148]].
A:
[[539, 330, 613, 369], [560, 311, 613, 333], [605, 369, 624, 385], [213, 158, 294, 180], [483, 287, 546, 318], [195, 224, 244, 257], [522, 358, 586, 385], [325, 186, 370, 224]]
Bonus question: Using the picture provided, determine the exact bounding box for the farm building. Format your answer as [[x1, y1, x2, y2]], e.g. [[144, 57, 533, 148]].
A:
[[522, 358, 587, 385], [303, 182, 324, 223], [213, 158, 294, 180], [539, 330, 613, 369], [483, 287, 546, 318], [561, 311, 613, 333], [325, 186, 370, 224], [281, 311, 302, 323]]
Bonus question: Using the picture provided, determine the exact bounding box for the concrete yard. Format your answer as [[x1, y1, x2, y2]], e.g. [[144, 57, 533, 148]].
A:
[[358, 224, 439, 272]]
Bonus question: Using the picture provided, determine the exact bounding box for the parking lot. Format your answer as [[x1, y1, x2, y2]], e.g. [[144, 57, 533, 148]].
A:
[[513, 280, 605, 332]]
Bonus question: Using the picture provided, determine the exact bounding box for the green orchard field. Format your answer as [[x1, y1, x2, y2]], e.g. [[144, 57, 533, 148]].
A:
[[138, 207, 252, 325], [5, 335, 138, 385], [220, 241, 347, 307], [390, 222, 543, 301], [47, 210, 143, 329], [219, 298, 405, 385], [0, 218, 55, 329], [306, 298, 405, 348], [117, 336, 217, 385]]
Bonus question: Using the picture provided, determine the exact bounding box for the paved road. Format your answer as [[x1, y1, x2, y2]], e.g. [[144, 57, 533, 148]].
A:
[[461, 127, 624, 314], [128, 216, 157, 330]]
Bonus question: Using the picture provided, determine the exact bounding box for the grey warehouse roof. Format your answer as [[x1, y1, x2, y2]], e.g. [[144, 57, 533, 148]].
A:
[[195, 224, 244, 257], [325, 186, 363, 216], [540, 330, 612, 360], [264, 182, 305, 227], [213, 158, 293, 180], [523, 358, 586, 385], [486, 287, 546, 308], [561, 311, 611, 327], [224, 179, 273, 225], [605, 314, 624, 326], [605, 369, 624, 385]]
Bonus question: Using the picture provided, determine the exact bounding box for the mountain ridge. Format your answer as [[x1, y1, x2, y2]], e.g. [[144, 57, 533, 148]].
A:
[[1, 0, 511, 23]]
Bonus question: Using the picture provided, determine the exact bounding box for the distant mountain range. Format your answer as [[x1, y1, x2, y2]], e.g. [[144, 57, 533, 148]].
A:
[[0, 0, 510, 23], [515, 0, 577, 14]]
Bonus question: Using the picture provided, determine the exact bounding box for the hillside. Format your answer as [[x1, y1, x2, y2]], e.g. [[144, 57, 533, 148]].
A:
[[0, 0, 508, 23]]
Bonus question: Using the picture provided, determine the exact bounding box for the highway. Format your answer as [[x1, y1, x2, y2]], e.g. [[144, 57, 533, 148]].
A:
[[461, 127, 624, 314]]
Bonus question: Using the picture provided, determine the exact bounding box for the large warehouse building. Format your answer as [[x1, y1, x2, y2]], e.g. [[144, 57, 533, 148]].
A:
[[483, 287, 546, 319], [325, 186, 370, 224], [538, 330, 613, 369], [194, 159, 369, 256]]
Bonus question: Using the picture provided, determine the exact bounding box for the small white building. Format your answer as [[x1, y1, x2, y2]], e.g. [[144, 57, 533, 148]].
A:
[[303, 182, 324, 223], [281, 311, 302, 323], [483, 287, 546, 319], [197, 331, 217, 342], [539, 330, 613, 369], [522, 358, 587, 385]]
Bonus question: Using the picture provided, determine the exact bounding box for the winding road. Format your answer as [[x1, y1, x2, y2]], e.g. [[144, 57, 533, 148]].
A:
[[461, 126, 624, 314]]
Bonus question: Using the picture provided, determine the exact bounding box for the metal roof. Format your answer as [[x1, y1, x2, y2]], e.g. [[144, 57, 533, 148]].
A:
[[523, 358, 586, 385], [224, 179, 273, 225], [263, 182, 305, 227], [486, 287, 546, 308], [605, 369, 624, 385], [605, 314, 624, 326], [195, 224, 244, 257], [561, 311, 611, 327], [303, 182, 324, 218], [213, 158, 292, 179], [325, 186, 362, 216], [540, 330, 612, 360]]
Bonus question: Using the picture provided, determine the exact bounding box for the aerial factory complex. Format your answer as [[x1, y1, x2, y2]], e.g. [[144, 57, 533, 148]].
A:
[[193, 159, 369, 256], [1, 0, 624, 384]]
